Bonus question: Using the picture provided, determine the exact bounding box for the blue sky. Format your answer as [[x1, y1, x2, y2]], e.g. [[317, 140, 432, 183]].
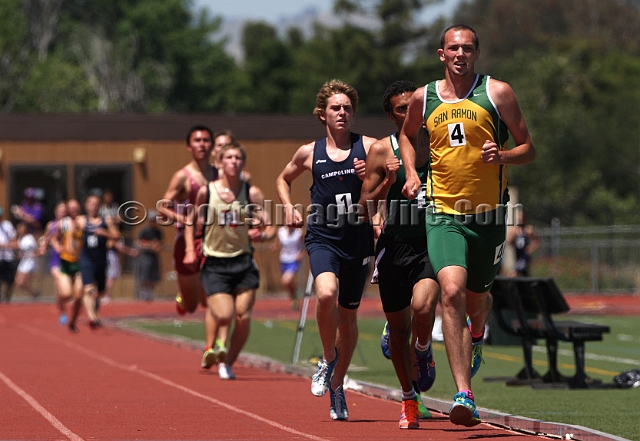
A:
[[192, 0, 462, 23]]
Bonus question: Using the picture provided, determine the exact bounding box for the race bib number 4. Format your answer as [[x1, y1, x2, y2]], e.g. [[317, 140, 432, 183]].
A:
[[448, 122, 466, 147]]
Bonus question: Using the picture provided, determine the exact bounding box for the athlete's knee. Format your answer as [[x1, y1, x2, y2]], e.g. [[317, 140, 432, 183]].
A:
[[234, 311, 252, 327], [315, 287, 337, 306], [215, 313, 234, 327], [440, 285, 465, 311], [281, 272, 294, 286], [388, 320, 411, 341]]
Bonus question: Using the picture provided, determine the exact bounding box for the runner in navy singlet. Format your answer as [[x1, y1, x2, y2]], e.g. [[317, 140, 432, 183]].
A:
[[276, 79, 376, 421], [68, 195, 120, 330]]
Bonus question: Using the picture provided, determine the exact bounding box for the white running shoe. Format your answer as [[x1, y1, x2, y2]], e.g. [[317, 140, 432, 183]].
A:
[[218, 363, 236, 380], [329, 385, 348, 420], [311, 349, 338, 397]]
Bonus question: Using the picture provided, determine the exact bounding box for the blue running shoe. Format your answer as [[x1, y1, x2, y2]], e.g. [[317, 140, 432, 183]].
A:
[[59, 314, 68, 325], [471, 341, 484, 378], [449, 391, 481, 427], [415, 344, 436, 392], [380, 322, 391, 360], [311, 349, 338, 397], [329, 385, 348, 420]]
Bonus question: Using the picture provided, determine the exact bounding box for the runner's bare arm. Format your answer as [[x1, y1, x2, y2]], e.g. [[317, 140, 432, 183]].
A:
[[158, 170, 188, 225], [358, 139, 396, 222], [354, 135, 379, 180], [484, 79, 535, 165], [399, 86, 427, 199], [103, 216, 121, 241], [248, 185, 276, 242], [183, 185, 207, 266], [276, 143, 313, 226]]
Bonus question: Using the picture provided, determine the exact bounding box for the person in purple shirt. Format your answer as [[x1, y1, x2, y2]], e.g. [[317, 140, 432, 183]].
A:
[[11, 187, 44, 234]]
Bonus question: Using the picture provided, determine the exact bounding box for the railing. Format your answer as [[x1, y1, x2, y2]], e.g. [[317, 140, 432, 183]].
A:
[[533, 222, 640, 293]]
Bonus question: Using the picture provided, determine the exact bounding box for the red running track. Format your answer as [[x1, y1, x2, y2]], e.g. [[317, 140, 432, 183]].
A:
[[2, 296, 632, 440]]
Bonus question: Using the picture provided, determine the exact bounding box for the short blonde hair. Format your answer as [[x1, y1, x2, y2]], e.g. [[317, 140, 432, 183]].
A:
[[313, 79, 359, 123], [219, 140, 247, 162]]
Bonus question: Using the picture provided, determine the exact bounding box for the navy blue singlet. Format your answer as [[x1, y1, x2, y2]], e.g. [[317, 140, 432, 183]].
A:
[[80, 217, 109, 267], [305, 133, 374, 260]]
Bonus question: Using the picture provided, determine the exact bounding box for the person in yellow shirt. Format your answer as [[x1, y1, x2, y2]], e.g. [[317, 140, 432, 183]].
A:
[[399, 24, 535, 427], [50, 199, 83, 332]]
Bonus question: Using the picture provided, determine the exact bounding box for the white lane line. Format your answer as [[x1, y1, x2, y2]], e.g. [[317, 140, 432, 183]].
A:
[[23, 325, 330, 441], [0, 370, 84, 441]]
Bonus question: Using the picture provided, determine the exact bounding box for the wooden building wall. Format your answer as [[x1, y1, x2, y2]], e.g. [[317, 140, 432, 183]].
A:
[[0, 114, 393, 300]]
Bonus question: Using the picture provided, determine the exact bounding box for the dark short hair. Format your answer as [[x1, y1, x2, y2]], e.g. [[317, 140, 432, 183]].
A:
[[440, 24, 479, 51], [383, 80, 417, 114], [186, 125, 213, 145]]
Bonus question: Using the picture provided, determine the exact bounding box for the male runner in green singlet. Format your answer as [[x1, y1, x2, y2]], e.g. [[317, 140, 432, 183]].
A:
[[399, 24, 536, 427]]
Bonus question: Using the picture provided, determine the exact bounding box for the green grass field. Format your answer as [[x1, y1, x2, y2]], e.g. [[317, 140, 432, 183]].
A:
[[131, 315, 640, 440]]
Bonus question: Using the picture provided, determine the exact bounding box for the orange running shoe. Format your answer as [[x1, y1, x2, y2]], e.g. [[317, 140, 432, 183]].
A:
[[399, 399, 419, 429], [175, 293, 186, 316]]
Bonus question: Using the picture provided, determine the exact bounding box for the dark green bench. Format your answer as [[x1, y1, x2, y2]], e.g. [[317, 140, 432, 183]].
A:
[[490, 276, 610, 389]]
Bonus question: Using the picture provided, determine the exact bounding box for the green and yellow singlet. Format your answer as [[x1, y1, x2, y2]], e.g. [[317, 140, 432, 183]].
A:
[[423, 74, 509, 215], [382, 133, 429, 238]]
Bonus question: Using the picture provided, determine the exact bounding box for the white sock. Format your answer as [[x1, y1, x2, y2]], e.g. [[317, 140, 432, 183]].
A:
[[402, 388, 417, 401], [415, 340, 431, 353]]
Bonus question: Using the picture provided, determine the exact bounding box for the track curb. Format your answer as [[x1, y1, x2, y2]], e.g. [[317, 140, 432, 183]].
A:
[[113, 318, 629, 441]]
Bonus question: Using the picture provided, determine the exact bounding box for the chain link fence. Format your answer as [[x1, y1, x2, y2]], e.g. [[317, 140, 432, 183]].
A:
[[531, 222, 640, 293]]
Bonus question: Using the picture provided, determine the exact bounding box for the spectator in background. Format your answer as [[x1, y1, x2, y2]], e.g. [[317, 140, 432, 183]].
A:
[[507, 209, 540, 277], [277, 225, 304, 310], [12, 187, 44, 233], [99, 189, 119, 219], [136, 211, 163, 301], [0, 207, 17, 302], [100, 189, 121, 304], [101, 238, 138, 304], [14, 222, 39, 299]]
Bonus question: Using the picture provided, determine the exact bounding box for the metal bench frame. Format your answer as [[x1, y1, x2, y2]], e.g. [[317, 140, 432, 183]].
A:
[[490, 276, 610, 389]]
